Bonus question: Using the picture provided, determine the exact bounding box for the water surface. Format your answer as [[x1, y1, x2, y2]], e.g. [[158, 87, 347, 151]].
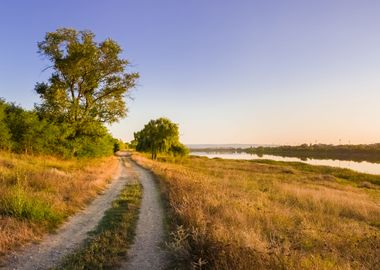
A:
[[191, 152, 380, 175]]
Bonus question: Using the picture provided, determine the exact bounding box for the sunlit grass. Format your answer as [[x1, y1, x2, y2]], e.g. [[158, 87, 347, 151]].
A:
[[132, 153, 380, 270], [0, 151, 118, 261]]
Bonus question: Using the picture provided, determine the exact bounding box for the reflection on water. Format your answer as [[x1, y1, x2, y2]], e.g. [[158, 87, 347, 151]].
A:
[[191, 152, 380, 175]]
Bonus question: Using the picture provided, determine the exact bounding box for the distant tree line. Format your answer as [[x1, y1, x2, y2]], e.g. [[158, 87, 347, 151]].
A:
[[0, 28, 138, 158], [246, 144, 380, 163], [192, 144, 380, 163]]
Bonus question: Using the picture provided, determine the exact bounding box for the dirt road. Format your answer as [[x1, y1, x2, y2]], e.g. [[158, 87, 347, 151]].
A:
[[3, 157, 131, 270], [122, 160, 168, 270]]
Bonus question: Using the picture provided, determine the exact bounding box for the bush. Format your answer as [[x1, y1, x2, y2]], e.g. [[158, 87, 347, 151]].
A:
[[170, 143, 189, 156], [0, 99, 117, 158], [0, 184, 63, 226]]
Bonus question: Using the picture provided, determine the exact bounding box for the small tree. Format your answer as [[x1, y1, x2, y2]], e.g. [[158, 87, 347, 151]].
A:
[[134, 117, 188, 159], [113, 139, 125, 153]]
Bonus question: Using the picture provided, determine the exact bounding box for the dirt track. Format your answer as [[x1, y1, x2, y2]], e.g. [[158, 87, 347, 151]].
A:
[[121, 160, 168, 270], [3, 157, 131, 270]]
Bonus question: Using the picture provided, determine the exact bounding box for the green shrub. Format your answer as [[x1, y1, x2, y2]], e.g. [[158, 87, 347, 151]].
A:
[[170, 143, 189, 156], [0, 184, 63, 226], [0, 99, 117, 158]]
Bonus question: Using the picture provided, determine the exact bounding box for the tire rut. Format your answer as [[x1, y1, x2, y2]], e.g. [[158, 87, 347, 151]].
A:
[[3, 157, 131, 270], [121, 158, 168, 270]]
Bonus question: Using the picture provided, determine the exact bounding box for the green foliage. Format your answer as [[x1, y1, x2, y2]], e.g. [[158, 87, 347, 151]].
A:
[[0, 99, 116, 158], [0, 181, 63, 226], [35, 28, 139, 127], [134, 117, 188, 159], [113, 139, 125, 153], [64, 121, 116, 158], [4, 103, 60, 154], [0, 28, 138, 159], [0, 99, 11, 150], [70, 132, 115, 158], [127, 140, 137, 150], [170, 143, 189, 156]]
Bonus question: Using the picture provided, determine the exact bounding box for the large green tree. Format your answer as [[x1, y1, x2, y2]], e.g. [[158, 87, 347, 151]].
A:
[[134, 117, 188, 159], [35, 28, 139, 129]]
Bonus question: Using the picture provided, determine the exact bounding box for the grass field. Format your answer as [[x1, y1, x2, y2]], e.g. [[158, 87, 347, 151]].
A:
[[0, 151, 118, 262], [132, 153, 380, 270]]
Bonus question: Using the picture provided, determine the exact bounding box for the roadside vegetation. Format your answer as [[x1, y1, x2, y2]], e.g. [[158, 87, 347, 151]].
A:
[[58, 177, 142, 269], [0, 27, 138, 263], [131, 153, 380, 270], [0, 28, 138, 158], [0, 151, 118, 263], [0, 100, 118, 158]]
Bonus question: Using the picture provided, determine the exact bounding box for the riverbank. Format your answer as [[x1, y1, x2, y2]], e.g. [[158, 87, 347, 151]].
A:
[[132, 153, 380, 269], [191, 143, 380, 163], [191, 151, 380, 175]]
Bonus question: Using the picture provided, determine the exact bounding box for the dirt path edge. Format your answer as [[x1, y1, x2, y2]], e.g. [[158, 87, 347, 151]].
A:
[[2, 156, 131, 270], [121, 157, 168, 270]]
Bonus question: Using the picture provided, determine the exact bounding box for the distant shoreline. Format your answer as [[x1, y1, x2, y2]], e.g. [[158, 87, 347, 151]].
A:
[[189, 143, 380, 164], [186, 144, 275, 149]]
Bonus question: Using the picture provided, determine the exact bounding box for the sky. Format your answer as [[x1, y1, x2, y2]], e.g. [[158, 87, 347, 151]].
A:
[[0, 0, 379, 145]]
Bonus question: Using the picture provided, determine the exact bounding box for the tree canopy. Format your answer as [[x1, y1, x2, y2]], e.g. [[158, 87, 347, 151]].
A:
[[0, 28, 138, 158], [134, 118, 188, 159], [35, 28, 139, 128]]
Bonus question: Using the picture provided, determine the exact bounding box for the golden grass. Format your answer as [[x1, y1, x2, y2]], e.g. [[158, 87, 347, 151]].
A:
[[131, 153, 380, 270], [0, 151, 118, 261]]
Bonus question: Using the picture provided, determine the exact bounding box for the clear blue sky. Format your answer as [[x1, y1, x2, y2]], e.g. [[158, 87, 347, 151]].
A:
[[0, 0, 379, 144]]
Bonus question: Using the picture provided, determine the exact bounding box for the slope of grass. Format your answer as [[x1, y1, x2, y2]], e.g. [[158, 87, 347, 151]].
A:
[[132, 153, 380, 270], [0, 151, 118, 262], [57, 182, 142, 269]]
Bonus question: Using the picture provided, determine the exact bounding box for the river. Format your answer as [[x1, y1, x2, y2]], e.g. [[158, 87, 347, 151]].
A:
[[191, 152, 380, 175]]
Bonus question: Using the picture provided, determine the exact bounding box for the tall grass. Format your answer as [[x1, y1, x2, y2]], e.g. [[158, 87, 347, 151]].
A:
[[132, 153, 380, 270], [0, 151, 117, 261], [0, 183, 62, 224]]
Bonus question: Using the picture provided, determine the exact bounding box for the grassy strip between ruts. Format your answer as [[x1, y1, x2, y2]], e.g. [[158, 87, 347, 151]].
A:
[[56, 183, 142, 269]]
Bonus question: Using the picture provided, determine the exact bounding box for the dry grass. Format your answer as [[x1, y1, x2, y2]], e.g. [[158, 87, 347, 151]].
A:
[[131, 153, 380, 270], [0, 151, 118, 262]]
